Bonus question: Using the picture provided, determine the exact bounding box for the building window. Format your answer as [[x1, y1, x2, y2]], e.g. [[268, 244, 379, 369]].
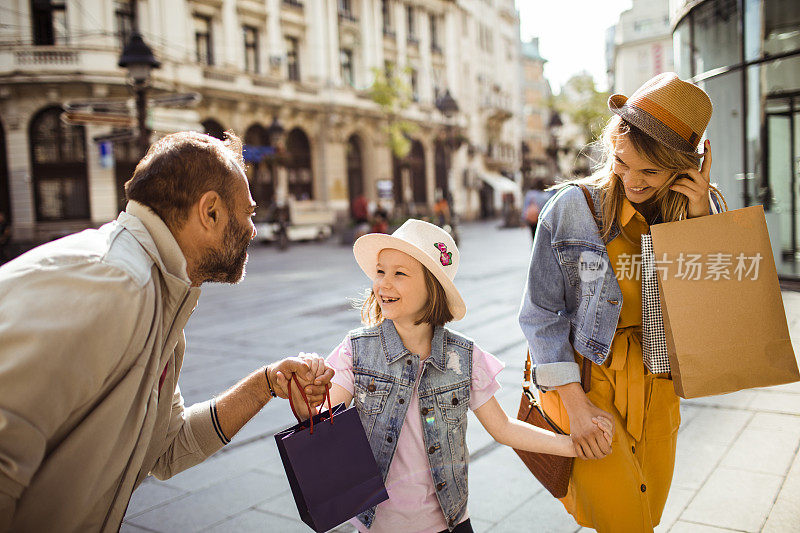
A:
[[382, 0, 393, 35], [338, 0, 354, 20], [430, 14, 442, 53], [243, 26, 259, 73], [114, 1, 133, 49], [407, 6, 416, 42], [32, 0, 67, 45], [340, 48, 354, 87], [286, 37, 300, 81], [194, 15, 214, 66], [29, 107, 89, 221], [410, 68, 419, 102]]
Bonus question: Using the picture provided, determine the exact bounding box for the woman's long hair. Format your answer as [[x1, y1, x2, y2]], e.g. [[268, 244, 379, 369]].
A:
[[554, 115, 726, 242]]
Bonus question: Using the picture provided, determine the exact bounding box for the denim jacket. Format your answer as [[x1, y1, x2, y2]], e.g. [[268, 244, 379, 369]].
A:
[[350, 320, 473, 531], [518, 184, 722, 389]]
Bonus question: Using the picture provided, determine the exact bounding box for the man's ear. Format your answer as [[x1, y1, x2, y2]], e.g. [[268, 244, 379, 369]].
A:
[[196, 191, 223, 231]]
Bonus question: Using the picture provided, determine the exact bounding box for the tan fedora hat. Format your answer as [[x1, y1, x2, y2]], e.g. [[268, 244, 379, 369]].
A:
[[608, 72, 712, 155], [353, 219, 466, 321]]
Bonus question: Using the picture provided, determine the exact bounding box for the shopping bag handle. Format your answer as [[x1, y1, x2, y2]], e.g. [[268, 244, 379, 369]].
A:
[[287, 374, 333, 435]]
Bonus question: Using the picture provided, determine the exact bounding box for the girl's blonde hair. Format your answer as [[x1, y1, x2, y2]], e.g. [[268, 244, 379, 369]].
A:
[[359, 265, 454, 327], [556, 115, 725, 242]]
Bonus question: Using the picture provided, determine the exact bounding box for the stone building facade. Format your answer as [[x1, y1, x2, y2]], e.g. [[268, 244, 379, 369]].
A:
[[0, 0, 522, 242]]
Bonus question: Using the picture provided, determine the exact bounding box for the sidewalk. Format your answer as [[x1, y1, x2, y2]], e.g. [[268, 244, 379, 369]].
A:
[[121, 224, 800, 532]]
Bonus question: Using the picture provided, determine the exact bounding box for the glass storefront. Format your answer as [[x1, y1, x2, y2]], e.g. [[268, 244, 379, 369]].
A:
[[673, 0, 800, 278]]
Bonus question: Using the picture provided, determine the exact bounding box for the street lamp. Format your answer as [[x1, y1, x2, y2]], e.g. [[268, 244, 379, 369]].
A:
[[435, 89, 460, 206], [546, 109, 563, 179], [118, 31, 161, 156], [266, 116, 286, 147]]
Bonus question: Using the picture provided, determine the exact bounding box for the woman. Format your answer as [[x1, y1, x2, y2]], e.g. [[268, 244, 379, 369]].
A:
[[518, 73, 724, 532]]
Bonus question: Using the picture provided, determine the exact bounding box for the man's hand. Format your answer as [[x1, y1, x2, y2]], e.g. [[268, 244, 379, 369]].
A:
[[270, 353, 334, 407]]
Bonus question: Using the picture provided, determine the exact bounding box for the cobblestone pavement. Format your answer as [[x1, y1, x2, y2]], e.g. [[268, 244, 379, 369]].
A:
[[122, 221, 800, 532]]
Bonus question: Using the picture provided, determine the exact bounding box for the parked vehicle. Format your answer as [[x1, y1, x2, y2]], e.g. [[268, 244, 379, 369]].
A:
[[254, 199, 334, 246]]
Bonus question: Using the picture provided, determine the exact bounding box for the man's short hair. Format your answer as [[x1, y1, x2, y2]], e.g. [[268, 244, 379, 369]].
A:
[[125, 131, 245, 230]]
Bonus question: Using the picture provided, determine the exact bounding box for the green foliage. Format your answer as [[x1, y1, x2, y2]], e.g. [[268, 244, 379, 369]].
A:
[[551, 73, 611, 142], [368, 67, 418, 159]]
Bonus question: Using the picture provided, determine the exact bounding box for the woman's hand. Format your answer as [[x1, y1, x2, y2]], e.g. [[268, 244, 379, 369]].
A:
[[557, 383, 615, 460], [671, 139, 712, 219]]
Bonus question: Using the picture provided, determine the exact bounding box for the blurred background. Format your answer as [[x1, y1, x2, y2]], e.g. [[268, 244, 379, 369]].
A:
[[0, 0, 797, 273]]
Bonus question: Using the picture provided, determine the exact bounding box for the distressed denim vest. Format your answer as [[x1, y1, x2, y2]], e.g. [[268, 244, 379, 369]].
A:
[[351, 320, 473, 531]]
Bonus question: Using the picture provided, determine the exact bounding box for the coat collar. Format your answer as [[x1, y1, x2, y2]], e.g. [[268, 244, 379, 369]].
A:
[[379, 320, 448, 372], [118, 201, 192, 286]]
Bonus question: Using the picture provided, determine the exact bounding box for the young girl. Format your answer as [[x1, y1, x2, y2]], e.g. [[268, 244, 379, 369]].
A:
[[518, 73, 725, 532], [287, 219, 612, 533]]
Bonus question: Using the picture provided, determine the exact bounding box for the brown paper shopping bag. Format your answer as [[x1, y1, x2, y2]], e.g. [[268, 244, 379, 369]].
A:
[[650, 205, 800, 398]]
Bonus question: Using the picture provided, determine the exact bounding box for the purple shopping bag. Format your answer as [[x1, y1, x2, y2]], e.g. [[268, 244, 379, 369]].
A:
[[274, 377, 388, 532]]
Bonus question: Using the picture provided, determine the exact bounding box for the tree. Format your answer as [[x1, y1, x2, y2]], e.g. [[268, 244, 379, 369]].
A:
[[551, 72, 611, 143], [368, 67, 418, 159]]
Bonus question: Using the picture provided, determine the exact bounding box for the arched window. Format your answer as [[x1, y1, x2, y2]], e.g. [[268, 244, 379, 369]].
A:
[[0, 118, 10, 222], [244, 123, 274, 215], [393, 140, 427, 208], [434, 141, 448, 200], [285, 128, 313, 200], [114, 136, 140, 212], [201, 119, 226, 140], [29, 106, 89, 221], [346, 134, 364, 202], [409, 140, 427, 204]]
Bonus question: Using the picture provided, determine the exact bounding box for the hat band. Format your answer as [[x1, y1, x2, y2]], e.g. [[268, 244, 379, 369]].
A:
[[628, 96, 700, 147]]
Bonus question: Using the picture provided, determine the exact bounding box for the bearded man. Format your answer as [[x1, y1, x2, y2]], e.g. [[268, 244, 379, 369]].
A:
[[0, 131, 332, 532]]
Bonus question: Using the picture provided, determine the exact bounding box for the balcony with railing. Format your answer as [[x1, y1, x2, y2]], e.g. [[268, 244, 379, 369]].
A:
[[481, 92, 514, 122]]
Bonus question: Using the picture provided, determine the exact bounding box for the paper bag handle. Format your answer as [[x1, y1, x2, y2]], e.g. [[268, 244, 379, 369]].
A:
[[287, 374, 333, 435]]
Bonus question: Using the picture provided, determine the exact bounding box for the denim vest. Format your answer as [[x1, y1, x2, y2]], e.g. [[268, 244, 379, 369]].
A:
[[518, 184, 722, 389], [350, 320, 473, 531]]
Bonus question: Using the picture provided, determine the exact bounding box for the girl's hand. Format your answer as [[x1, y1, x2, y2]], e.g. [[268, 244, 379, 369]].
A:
[[592, 416, 613, 446], [671, 139, 712, 219]]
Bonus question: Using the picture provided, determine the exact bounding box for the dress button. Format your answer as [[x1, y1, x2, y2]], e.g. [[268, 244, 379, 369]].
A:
[[608, 299, 619, 305], [428, 446, 436, 454], [387, 436, 393, 443], [631, 446, 636, 454], [421, 408, 429, 415], [451, 397, 459, 406], [640, 484, 646, 492], [399, 398, 405, 404], [436, 482, 445, 491], [448, 518, 455, 527], [406, 359, 412, 365], [367, 384, 376, 392]]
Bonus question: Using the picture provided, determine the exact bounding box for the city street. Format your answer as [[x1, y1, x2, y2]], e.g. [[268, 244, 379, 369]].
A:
[[121, 220, 800, 533]]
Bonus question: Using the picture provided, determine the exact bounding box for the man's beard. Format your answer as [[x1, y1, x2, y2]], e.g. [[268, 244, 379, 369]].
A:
[[196, 216, 251, 284]]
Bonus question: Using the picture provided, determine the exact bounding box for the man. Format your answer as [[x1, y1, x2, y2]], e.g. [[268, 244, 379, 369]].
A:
[[0, 132, 332, 531]]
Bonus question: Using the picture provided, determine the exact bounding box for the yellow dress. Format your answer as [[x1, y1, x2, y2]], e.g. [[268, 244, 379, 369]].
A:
[[540, 198, 681, 532]]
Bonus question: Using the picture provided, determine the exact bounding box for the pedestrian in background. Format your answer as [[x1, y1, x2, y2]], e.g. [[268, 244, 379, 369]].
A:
[[288, 219, 611, 533], [0, 131, 333, 532], [518, 73, 725, 532], [522, 178, 553, 240]]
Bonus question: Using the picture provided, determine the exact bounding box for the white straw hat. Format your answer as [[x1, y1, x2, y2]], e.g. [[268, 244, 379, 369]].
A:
[[353, 219, 466, 321]]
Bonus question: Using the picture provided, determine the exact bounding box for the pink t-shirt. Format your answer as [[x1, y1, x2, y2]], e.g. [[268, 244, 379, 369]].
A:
[[326, 334, 505, 533]]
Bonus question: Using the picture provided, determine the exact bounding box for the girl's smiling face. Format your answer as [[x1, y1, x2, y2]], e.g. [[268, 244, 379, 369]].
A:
[[612, 135, 673, 203], [373, 248, 429, 325]]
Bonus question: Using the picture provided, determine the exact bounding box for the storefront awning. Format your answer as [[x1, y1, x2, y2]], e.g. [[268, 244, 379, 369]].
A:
[[478, 172, 520, 194]]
